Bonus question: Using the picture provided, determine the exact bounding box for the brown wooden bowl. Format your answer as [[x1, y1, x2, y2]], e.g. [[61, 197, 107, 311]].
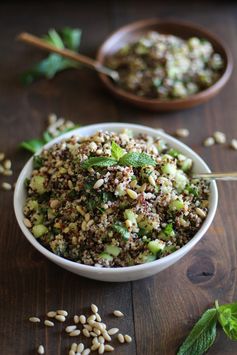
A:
[[97, 19, 233, 111]]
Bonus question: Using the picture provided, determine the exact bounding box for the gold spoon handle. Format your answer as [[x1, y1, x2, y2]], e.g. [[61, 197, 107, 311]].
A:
[[17, 32, 119, 81], [193, 172, 237, 181]]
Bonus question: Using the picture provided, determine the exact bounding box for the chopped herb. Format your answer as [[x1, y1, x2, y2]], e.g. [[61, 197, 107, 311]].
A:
[[168, 148, 180, 158], [33, 156, 44, 169], [163, 223, 174, 236]]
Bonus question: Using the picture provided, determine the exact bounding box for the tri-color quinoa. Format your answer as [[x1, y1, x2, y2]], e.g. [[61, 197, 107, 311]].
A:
[[23, 130, 210, 267], [107, 31, 224, 99]]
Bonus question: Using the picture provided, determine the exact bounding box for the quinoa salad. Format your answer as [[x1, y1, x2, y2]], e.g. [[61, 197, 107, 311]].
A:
[[107, 31, 224, 99], [23, 129, 210, 267]]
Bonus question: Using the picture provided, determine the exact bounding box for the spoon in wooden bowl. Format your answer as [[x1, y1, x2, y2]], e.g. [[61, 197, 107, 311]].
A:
[[193, 172, 237, 181], [17, 32, 120, 82]]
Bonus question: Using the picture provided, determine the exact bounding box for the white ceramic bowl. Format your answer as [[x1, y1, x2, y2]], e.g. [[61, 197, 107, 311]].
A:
[[14, 123, 218, 282]]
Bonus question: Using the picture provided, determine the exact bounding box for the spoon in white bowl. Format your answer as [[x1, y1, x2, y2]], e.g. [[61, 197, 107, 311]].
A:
[[193, 172, 237, 181], [17, 32, 120, 82]]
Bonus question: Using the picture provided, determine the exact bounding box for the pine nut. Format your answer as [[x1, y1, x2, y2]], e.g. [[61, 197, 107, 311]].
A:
[[93, 179, 104, 189], [71, 343, 77, 351], [104, 345, 114, 352], [93, 328, 101, 336], [117, 334, 125, 343], [87, 314, 96, 322], [126, 189, 138, 199], [3, 169, 13, 176], [47, 311, 56, 318], [82, 349, 91, 355], [3, 159, 11, 170], [91, 304, 98, 314], [85, 213, 91, 222], [77, 343, 84, 352], [37, 345, 45, 354], [66, 325, 77, 333], [95, 313, 101, 322], [125, 219, 132, 228], [55, 315, 66, 322], [107, 328, 119, 336], [130, 179, 137, 188], [92, 337, 99, 344], [90, 331, 97, 337], [140, 183, 147, 193], [102, 331, 111, 342], [69, 350, 75, 355], [175, 128, 189, 138], [69, 329, 81, 337], [29, 317, 40, 323], [98, 336, 105, 344], [148, 175, 156, 187], [113, 310, 124, 317], [124, 334, 132, 343], [84, 324, 92, 331], [0, 153, 5, 161], [2, 182, 11, 190], [44, 320, 54, 327], [196, 207, 206, 218], [88, 319, 96, 326], [74, 315, 80, 324], [82, 328, 90, 337], [98, 344, 105, 354], [213, 131, 226, 144], [91, 343, 100, 351], [79, 315, 86, 324], [203, 137, 215, 147], [230, 139, 237, 150]]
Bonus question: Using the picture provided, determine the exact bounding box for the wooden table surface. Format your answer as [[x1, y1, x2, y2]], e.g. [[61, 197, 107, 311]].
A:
[[1, 1, 237, 354]]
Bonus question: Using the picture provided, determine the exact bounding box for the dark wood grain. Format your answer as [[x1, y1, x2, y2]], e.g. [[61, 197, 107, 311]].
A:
[[0, 1, 237, 354]]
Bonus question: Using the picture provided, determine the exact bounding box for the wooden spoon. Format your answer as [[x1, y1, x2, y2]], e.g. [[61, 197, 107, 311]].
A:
[[193, 172, 237, 181], [17, 32, 119, 82]]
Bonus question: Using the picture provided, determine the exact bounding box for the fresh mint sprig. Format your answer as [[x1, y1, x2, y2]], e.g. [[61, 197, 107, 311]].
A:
[[21, 27, 82, 85], [177, 300, 237, 355]]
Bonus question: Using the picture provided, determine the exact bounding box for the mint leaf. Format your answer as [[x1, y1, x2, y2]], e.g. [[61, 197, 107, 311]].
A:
[[113, 224, 130, 240], [217, 301, 237, 340], [164, 223, 174, 236], [44, 28, 64, 49], [20, 139, 45, 153], [81, 157, 117, 169], [60, 27, 82, 51], [119, 152, 156, 167], [177, 308, 217, 355], [111, 141, 125, 160]]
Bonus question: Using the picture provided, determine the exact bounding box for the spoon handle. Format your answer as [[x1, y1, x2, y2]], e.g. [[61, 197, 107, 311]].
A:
[[17, 32, 119, 81], [193, 172, 237, 181]]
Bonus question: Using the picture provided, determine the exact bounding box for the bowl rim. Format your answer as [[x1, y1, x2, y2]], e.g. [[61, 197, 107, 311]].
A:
[[14, 122, 218, 274], [96, 18, 233, 106]]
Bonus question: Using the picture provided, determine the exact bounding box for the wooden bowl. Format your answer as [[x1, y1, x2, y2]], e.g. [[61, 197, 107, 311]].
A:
[[97, 19, 233, 111]]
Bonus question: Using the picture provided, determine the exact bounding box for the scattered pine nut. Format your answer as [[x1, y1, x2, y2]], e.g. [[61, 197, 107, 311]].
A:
[[91, 303, 98, 314], [82, 349, 91, 355], [98, 336, 105, 344], [230, 139, 237, 150], [84, 324, 92, 331], [3, 159, 11, 170], [124, 334, 132, 343], [90, 331, 98, 337], [3, 169, 13, 176], [44, 320, 54, 327], [29, 316, 40, 323], [37, 345, 45, 354], [213, 131, 226, 144], [55, 315, 66, 322], [69, 350, 75, 355], [69, 329, 81, 337], [93, 328, 101, 336], [117, 333, 125, 343], [74, 315, 80, 324], [92, 337, 99, 344], [57, 310, 68, 316], [93, 179, 104, 189], [98, 344, 105, 354], [107, 328, 119, 336], [102, 331, 111, 342], [113, 310, 124, 317], [126, 189, 138, 199], [203, 137, 215, 147], [148, 175, 156, 187], [104, 344, 114, 352], [79, 315, 86, 324], [2, 182, 11, 190], [175, 128, 189, 138], [66, 325, 77, 333], [71, 343, 77, 351], [0, 153, 5, 161], [87, 314, 96, 322], [196, 207, 206, 218], [88, 319, 96, 326], [77, 343, 84, 352], [91, 343, 100, 351], [82, 328, 90, 338], [95, 313, 101, 322], [47, 311, 57, 318]]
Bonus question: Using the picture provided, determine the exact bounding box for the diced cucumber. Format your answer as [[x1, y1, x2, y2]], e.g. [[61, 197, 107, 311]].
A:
[[105, 244, 121, 257], [26, 199, 38, 211], [162, 163, 177, 177], [181, 158, 192, 172], [169, 199, 184, 211], [30, 176, 46, 194], [141, 253, 157, 263], [148, 239, 165, 254], [32, 224, 48, 238], [124, 209, 137, 226], [99, 252, 113, 261], [175, 170, 188, 191], [32, 212, 44, 225], [115, 183, 126, 196]]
